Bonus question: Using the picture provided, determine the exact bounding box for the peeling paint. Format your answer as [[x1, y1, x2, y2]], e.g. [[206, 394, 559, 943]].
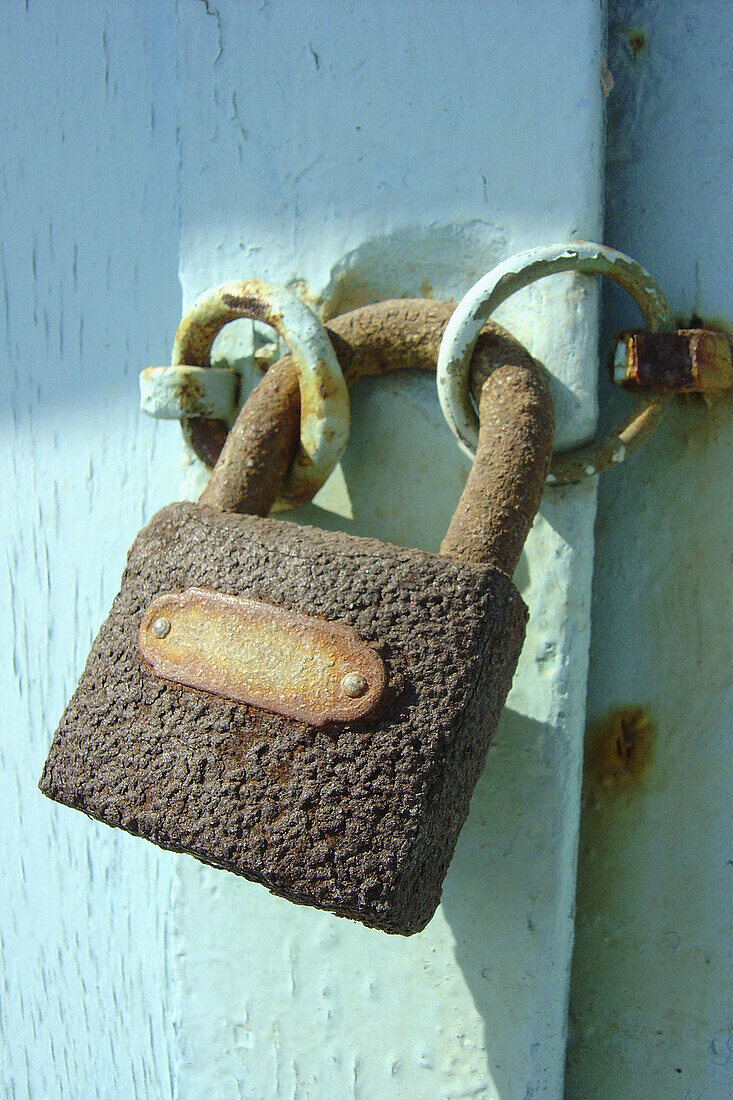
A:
[[436, 241, 674, 485], [172, 280, 349, 506]]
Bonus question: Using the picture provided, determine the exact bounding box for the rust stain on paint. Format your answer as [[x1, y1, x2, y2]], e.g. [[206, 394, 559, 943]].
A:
[[585, 706, 655, 789], [626, 28, 648, 59]]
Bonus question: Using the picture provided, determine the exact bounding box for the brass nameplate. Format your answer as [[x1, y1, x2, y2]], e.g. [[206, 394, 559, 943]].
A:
[[138, 587, 386, 726]]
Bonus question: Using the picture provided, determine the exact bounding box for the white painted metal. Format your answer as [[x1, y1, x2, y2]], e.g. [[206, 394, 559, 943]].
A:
[[141, 365, 238, 419], [172, 280, 350, 506], [173, 3, 602, 1098], [566, 4, 733, 1097], [1, 3, 180, 1096]]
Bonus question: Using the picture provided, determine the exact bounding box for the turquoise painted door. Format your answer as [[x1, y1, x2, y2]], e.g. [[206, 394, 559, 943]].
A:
[[3, 3, 730, 1098]]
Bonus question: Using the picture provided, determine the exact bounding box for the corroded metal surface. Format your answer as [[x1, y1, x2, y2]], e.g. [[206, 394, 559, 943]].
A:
[[201, 297, 553, 547], [171, 281, 349, 508], [549, 394, 671, 486], [436, 242, 677, 484], [138, 587, 387, 726], [43, 501, 526, 936], [612, 328, 733, 393], [439, 359, 553, 575]]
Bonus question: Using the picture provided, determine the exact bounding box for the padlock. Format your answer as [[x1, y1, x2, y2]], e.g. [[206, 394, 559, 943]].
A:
[[40, 292, 553, 935]]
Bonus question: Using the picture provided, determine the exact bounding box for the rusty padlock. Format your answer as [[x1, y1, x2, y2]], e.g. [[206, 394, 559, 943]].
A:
[[40, 293, 553, 935]]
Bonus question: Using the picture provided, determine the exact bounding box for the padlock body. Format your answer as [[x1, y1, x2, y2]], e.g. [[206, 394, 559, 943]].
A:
[[40, 502, 527, 934]]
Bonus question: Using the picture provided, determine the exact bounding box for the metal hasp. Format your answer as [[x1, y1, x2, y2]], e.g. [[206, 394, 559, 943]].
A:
[[612, 328, 733, 393], [139, 588, 387, 726], [436, 241, 677, 485]]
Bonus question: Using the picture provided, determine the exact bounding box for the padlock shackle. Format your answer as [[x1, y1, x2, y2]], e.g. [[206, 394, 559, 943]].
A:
[[438, 360, 552, 573], [200, 299, 553, 576]]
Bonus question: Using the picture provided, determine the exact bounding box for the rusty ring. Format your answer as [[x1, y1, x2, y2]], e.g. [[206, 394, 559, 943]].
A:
[[173, 281, 349, 507], [436, 242, 677, 485]]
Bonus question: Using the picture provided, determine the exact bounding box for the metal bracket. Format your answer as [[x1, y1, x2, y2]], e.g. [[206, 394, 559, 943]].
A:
[[140, 365, 240, 420], [612, 328, 733, 393]]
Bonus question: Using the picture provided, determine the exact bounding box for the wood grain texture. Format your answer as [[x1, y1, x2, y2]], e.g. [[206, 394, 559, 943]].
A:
[[1, 4, 181, 1096]]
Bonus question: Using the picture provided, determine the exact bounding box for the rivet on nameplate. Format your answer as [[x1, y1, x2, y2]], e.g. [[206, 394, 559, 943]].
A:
[[151, 617, 171, 639], [341, 672, 368, 698]]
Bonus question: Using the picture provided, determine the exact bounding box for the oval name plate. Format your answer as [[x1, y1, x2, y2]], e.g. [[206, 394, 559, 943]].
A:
[[138, 587, 387, 726]]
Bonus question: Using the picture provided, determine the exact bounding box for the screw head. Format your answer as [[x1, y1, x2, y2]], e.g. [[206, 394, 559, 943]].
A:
[[341, 671, 368, 699], [151, 617, 171, 639]]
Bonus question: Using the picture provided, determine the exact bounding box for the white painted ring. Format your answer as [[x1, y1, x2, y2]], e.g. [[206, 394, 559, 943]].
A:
[[173, 281, 350, 508], [436, 241, 676, 478]]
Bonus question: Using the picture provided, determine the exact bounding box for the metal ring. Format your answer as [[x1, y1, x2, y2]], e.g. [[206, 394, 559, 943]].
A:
[[436, 242, 676, 484], [172, 281, 349, 507]]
